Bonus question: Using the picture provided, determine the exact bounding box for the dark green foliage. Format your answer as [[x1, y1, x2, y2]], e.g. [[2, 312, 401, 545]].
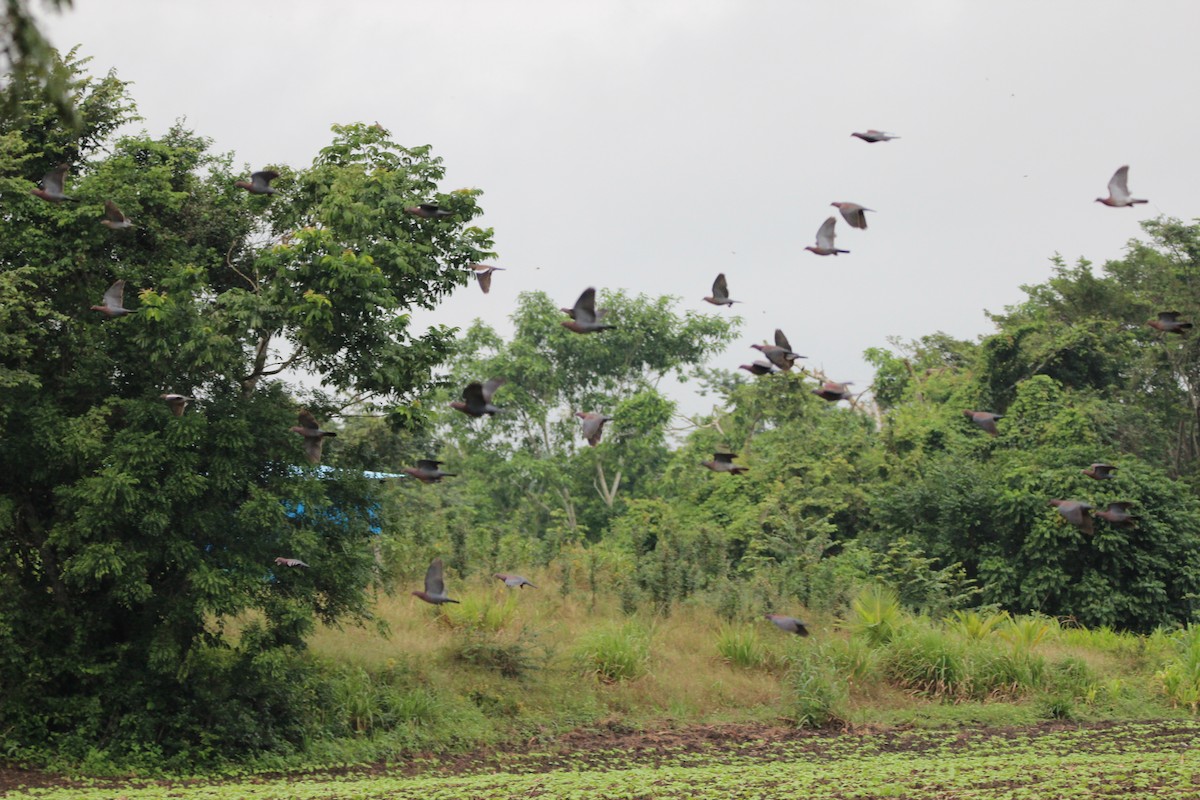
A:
[[0, 54, 490, 764]]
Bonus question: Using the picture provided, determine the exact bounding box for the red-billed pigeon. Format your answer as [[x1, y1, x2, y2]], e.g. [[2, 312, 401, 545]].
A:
[[701, 452, 749, 474], [413, 558, 459, 605], [161, 394, 195, 417], [812, 381, 854, 402], [765, 614, 810, 636], [404, 203, 453, 219], [703, 273, 738, 306], [963, 410, 1002, 436], [831, 202, 873, 230], [1082, 463, 1117, 480], [1093, 502, 1139, 527], [91, 280, 136, 317], [561, 288, 616, 333], [403, 459, 456, 483], [469, 264, 505, 294], [851, 130, 899, 143], [1095, 166, 1146, 207], [805, 217, 849, 256], [1147, 311, 1192, 335], [495, 573, 537, 589], [451, 379, 505, 417], [1050, 499, 1094, 535], [31, 164, 76, 202], [290, 410, 337, 464], [101, 200, 134, 229], [235, 170, 279, 195], [577, 411, 614, 446]]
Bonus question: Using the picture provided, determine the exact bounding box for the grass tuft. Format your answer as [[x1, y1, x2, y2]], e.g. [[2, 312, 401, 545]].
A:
[[716, 624, 766, 669], [573, 621, 652, 683]]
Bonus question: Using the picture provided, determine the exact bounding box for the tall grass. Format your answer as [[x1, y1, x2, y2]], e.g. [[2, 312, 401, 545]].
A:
[[716, 624, 766, 669], [784, 643, 849, 728], [1157, 627, 1200, 711], [573, 621, 652, 683], [284, 585, 1186, 770]]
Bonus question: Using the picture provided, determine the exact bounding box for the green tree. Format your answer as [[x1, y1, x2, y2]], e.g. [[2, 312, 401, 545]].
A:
[[0, 58, 491, 763], [432, 290, 737, 559]]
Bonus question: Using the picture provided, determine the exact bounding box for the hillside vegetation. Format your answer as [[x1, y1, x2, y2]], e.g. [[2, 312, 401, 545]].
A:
[[3, 53, 1200, 773]]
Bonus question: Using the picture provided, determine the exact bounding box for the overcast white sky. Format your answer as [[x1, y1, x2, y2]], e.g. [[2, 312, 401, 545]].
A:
[[40, 1, 1200, 416]]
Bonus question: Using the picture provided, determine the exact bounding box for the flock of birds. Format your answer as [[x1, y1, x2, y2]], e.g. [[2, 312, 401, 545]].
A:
[[27, 127, 1192, 637]]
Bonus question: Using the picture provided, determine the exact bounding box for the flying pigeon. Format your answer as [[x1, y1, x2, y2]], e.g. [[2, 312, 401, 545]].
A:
[[1082, 463, 1117, 480], [274, 557, 309, 568], [751, 329, 805, 371], [805, 217, 849, 256], [1093, 501, 1139, 527], [90, 280, 136, 317], [850, 130, 900, 143], [701, 452, 749, 474], [1049, 499, 1095, 535], [404, 203, 453, 219], [469, 263, 505, 294], [830, 202, 873, 230], [161, 393, 195, 417], [450, 378, 505, 417], [739, 360, 778, 376], [495, 573, 538, 589], [561, 287, 616, 334], [963, 410, 1002, 436], [30, 164, 76, 202], [235, 170, 279, 195], [703, 273, 738, 306], [403, 459, 457, 483], [765, 614, 810, 636], [290, 410, 337, 464], [412, 557, 459, 605], [1147, 311, 1193, 335], [576, 411, 614, 446], [1095, 166, 1147, 208], [101, 200, 134, 229], [812, 381, 854, 402]]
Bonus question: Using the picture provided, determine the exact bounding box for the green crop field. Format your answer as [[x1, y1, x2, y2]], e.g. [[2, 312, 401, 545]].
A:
[[8, 721, 1200, 799]]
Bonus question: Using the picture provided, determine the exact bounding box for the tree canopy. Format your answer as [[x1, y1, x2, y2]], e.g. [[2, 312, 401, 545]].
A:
[[0, 55, 493, 761]]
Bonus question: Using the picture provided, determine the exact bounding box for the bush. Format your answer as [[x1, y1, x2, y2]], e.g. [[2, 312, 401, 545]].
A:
[[947, 609, 1009, 640], [573, 621, 651, 683], [448, 629, 543, 679], [850, 585, 904, 647]]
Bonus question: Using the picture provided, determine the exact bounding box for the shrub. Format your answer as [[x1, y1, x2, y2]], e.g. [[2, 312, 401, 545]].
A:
[[716, 624, 766, 669], [1001, 615, 1053, 651], [573, 621, 651, 683], [947, 609, 1009, 640], [850, 584, 904, 647], [448, 629, 543, 679]]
